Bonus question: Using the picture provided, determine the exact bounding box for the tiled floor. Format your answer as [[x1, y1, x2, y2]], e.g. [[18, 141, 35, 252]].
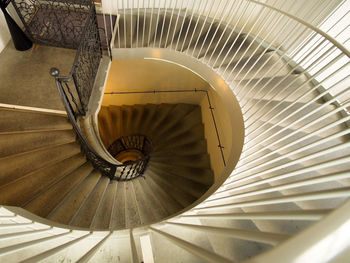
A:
[[0, 41, 76, 110]]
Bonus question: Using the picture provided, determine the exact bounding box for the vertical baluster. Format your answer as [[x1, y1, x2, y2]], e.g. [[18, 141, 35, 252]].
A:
[[196, 0, 225, 58], [185, 0, 209, 56], [206, 0, 241, 63], [123, 0, 127, 47], [170, 0, 185, 47], [142, 0, 147, 46], [164, 0, 178, 47], [201, 0, 236, 60], [116, 0, 121, 48], [158, 0, 170, 48], [190, 0, 216, 57], [174, 0, 190, 51], [179, 0, 197, 52], [130, 0, 134, 47], [136, 0, 140, 48], [152, 0, 162, 47], [148, 0, 156, 46]]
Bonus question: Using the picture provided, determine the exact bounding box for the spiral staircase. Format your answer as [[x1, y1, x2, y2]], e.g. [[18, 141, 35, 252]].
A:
[[1, 0, 350, 262]]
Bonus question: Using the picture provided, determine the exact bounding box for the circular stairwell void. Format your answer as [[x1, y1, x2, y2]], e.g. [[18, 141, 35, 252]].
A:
[[94, 58, 245, 229], [0, 59, 244, 232]]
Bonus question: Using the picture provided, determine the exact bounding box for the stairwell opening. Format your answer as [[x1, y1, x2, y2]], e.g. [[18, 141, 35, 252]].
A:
[[90, 57, 245, 228]]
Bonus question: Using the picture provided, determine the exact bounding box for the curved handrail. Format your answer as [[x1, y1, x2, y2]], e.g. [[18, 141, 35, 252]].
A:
[[246, 0, 350, 59], [51, 68, 150, 181]]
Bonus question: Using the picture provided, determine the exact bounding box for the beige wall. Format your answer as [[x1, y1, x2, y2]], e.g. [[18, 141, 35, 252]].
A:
[[103, 59, 210, 106]]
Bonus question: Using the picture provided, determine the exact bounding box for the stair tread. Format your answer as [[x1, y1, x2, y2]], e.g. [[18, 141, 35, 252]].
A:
[[137, 177, 169, 220], [147, 163, 209, 198], [47, 170, 102, 224], [0, 153, 86, 206], [70, 176, 110, 228], [0, 129, 76, 159], [132, 178, 157, 225], [23, 162, 94, 217], [0, 109, 71, 132], [125, 182, 142, 228], [0, 142, 82, 186], [148, 169, 197, 207], [91, 180, 119, 230], [143, 173, 184, 215]]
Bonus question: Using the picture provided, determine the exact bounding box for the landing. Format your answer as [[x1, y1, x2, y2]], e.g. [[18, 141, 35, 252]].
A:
[[0, 41, 75, 110]]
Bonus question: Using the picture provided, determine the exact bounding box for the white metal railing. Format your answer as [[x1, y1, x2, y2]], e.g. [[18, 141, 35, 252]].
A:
[[1, 0, 350, 262]]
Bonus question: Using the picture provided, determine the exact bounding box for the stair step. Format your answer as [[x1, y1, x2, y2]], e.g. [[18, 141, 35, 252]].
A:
[[152, 104, 198, 139], [70, 176, 110, 228], [132, 179, 157, 225], [137, 177, 169, 220], [143, 172, 184, 215], [23, 162, 94, 217], [0, 109, 70, 133], [125, 182, 142, 228], [148, 162, 214, 186], [0, 142, 81, 186], [148, 169, 197, 207], [151, 153, 211, 169], [152, 139, 208, 156], [145, 104, 177, 140], [147, 163, 209, 198], [109, 180, 126, 229], [0, 153, 86, 206], [153, 120, 204, 148], [0, 129, 76, 158], [47, 170, 102, 225], [91, 180, 118, 230]]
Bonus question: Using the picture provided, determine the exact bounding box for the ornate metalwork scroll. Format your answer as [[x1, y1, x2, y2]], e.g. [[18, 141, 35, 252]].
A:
[[72, 5, 102, 114], [11, 0, 92, 49]]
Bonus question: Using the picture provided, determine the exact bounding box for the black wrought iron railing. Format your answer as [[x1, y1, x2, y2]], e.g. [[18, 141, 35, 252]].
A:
[[108, 135, 152, 180], [108, 135, 152, 158], [51, 68, 151, 181], [11, 0, 92, 49], [44, 1, 149, 181]]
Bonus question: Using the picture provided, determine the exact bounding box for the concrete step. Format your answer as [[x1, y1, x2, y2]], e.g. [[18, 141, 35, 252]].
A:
[[153, 119, 204, 148], [0, 153, 86, 206], [47, 170, 102, 225], [143, 172, 184, 215], [151, 152, 211, 169], [0, 129, 76, 158], [0, 142, 81, 186], [148, 169, 196, 208], [137, 177, 169, 220], [23, 162, 93, 217], [125, 182, 142, 228], [0, 109, 70, 133], [149, 161, 214, 186], [151, 103, 197, 140], [147, 163, 209, 198], [132, 178, 157, 225], [91, 180, 118, 230], [70, 176, 110, 228], [109, 180, 127, 229]]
